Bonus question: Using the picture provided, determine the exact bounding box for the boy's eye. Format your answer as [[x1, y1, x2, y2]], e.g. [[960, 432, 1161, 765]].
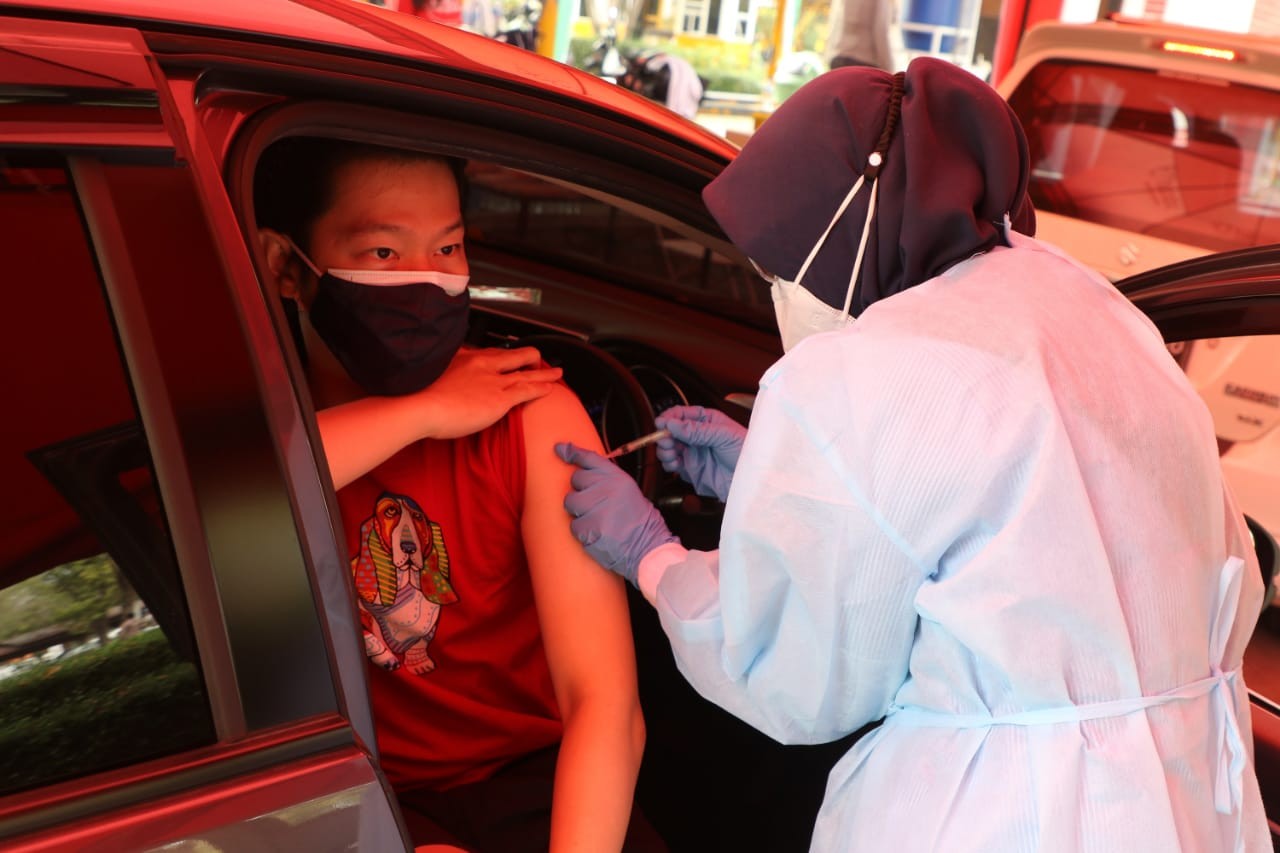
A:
[[373, 247, 394, 260], [439, 244, 460, 257]]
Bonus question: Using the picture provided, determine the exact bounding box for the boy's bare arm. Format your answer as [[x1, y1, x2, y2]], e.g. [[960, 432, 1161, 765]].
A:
[[520, 383, 646, 852]]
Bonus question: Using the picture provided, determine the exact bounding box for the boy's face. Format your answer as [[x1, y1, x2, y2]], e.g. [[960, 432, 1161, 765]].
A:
[[259, 153, 470, 405], [295, 156, 467, 306]]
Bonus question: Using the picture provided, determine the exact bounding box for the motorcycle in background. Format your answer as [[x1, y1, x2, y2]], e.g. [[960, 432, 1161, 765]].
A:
[[581, 21, 628, 82], [617, 49, 707, 119], [577, 7, 706, 120], [494, 0, 541, 51]]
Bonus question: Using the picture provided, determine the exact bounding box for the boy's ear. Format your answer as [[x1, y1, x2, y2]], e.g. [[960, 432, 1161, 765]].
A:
[[258, 228, 306, 303]]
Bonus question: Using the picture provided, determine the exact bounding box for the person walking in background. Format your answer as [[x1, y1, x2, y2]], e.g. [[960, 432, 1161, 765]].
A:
[[825, 0, 900, 70]]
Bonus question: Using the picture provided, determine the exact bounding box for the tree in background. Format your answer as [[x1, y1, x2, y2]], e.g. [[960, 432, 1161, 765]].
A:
[[0, 554, 133, 645]]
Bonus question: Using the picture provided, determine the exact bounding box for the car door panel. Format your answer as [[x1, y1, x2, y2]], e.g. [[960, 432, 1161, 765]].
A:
[[9, 743, 396, 852]]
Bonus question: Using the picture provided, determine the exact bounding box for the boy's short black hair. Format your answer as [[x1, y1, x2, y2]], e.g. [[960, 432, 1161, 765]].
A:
[[253, 136, 467, 251]]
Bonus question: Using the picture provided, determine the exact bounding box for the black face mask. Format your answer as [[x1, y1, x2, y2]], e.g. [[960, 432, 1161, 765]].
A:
[[307, 273, 470, 396]]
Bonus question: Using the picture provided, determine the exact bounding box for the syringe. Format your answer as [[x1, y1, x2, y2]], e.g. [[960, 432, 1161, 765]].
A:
[[604, 429, 671, 460]]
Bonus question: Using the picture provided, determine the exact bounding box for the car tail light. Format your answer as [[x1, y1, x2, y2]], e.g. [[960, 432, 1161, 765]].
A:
[[1160, 40, 1238, 62]]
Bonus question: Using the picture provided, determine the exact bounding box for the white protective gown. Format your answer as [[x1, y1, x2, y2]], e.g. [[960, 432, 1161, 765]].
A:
[[637, 234, 1269, 851]]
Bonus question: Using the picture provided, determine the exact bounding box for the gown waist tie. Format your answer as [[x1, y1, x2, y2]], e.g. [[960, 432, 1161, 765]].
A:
[[887, 555, 1248, 820]]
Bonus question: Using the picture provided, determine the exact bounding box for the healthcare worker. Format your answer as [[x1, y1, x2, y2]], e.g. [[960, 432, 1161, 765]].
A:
[[556, 57, 1270, 851]]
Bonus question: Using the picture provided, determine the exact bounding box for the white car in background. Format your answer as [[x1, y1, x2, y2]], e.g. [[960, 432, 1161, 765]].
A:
[[999, 16, 1280, 548]]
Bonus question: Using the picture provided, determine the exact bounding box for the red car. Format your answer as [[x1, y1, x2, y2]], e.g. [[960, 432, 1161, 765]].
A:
[[1, 2, 1278, 850]]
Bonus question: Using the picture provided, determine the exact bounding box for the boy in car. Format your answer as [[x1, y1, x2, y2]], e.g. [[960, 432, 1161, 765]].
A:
[[254, 137, 656, 852]]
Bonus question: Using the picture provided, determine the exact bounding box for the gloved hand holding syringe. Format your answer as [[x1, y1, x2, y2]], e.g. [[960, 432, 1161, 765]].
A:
[[604, 429, 670, 459], [601, 406, 747, 503], [555, 405, 746, 585]]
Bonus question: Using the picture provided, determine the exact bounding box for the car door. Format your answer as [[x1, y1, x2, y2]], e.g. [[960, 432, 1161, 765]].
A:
[[1121, 245, 1280, 844], [0, 16, 406, 851]]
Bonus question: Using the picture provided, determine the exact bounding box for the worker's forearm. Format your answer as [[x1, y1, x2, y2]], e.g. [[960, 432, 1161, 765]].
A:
[[549, 701, 646, 853]]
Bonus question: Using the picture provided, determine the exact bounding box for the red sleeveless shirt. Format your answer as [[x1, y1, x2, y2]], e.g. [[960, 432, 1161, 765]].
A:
[[336, 408, 562, 791]]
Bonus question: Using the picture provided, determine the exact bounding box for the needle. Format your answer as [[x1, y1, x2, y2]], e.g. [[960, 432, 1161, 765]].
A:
[[604, 429, 671, 459]]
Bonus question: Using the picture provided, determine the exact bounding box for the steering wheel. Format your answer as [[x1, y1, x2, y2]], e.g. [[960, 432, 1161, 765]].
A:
[[518, 334, 659, 501]]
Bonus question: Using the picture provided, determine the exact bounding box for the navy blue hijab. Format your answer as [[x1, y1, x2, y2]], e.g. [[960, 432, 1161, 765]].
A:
[[704, 57, 1035, 317]]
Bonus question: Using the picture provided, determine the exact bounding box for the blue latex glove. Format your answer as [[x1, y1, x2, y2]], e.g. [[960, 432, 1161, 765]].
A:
[[555, 442, 678, 586], [653, 406, 747, 502]]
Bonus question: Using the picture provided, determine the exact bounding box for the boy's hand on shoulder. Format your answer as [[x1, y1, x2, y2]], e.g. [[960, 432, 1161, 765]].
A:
[[417, 345, 563, 439]]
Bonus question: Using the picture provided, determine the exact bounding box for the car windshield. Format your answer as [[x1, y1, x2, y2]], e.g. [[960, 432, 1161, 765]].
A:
[[1007, 59, 1280, 252]]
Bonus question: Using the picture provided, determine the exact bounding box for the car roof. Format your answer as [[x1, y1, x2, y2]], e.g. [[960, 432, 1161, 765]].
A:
[[0, 0, 737, 158]]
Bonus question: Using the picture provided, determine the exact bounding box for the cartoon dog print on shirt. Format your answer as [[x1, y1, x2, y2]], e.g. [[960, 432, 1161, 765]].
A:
[[351, 492, 457, 675]]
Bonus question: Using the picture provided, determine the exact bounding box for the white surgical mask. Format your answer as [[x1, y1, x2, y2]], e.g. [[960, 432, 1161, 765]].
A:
[[768, 276, 855, 353], [287, 237, 470, 295], [754, 152, 882, 352]]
